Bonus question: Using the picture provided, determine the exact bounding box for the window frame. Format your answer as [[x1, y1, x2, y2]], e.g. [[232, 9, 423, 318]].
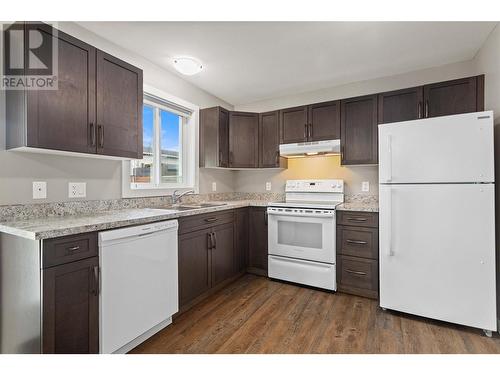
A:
[[122, 84, 199, 198]]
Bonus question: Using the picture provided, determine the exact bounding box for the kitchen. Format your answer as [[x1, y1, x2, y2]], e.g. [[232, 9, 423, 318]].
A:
[[1, 2, 500, 372]]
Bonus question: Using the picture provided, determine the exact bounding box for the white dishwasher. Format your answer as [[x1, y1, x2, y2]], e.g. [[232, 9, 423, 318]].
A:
[[98, 220, 178, 354]]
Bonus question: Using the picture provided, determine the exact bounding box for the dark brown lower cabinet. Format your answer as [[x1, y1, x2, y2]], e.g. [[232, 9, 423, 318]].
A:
[[248, 207, 268, 276], [42, 256, 99, 354], [212, 223, 236, 286], [336, 211, 379, 300], [235, 208, 249, 273]]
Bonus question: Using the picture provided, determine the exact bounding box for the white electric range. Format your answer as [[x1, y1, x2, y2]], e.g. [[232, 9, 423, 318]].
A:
[[267, 179, 344, 291]]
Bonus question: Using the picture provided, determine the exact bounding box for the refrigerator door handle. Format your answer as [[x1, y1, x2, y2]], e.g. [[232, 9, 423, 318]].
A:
[[386, 187, 394, 257]]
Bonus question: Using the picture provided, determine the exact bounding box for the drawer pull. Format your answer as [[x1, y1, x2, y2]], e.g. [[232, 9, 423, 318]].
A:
[[346, 239, 368, 245], [66, 246, 80, 253], [345, 269, 367, 276], [204, 217, 218, 223], [347, 217, 368, 222]]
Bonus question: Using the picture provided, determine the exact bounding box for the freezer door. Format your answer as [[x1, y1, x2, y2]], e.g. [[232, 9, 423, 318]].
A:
[[379, 183, 497, 331], [379, 111, 494, 183]]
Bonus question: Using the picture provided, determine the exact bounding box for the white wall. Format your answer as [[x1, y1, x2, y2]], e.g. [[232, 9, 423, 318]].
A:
[[0, 22, 234, 205], [232, 60, 478, 195]]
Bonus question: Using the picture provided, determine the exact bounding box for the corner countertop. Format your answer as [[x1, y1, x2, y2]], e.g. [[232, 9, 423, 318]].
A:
[[0, 200, 270, 241]]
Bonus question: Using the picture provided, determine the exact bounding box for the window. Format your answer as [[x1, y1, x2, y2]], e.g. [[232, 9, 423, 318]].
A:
[[123, 86, 198, 197]]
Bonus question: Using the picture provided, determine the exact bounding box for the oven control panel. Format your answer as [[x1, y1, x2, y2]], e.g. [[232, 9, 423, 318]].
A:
[[285, 179, 344, 193]]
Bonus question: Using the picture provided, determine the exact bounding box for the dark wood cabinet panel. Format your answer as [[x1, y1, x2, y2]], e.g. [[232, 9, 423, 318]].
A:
[[308, 100, 341, 141], [235, 208, 249, 273], [248, 207, 268, 276], [337, 226, 378, 260], [423, 75, 483, 118], [42, 232, 97, 268], [96, 50, 143, 158], [337, 211, 379, 228], [280, 106, 308, 144], [338, 255, 378, 299], [42, 257, 99, 354], [212, 223, 235, 286], [200, 106, 230, 167], [340, 95, 378, 165], [22, 24, 97, 154], [259, 110, 284, 168], [378, 86, 424, 124], [229, 111, 259, 168], [178, 228, 212, 308]]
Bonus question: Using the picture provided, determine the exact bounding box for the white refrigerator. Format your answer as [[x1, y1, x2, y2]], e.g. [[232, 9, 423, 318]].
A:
[[378, 110, 497, 335]]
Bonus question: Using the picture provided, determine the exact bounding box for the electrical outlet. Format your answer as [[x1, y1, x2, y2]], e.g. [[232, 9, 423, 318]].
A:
[[265, 182, 272, 191], [69, 182, 86, 198], [32, 181, 47, 199], [212, 182, 217, 192], [362, 181, 370, 192]]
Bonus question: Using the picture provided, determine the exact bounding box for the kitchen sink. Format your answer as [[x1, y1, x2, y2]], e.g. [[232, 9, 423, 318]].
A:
[[171, 202, 228, 211]]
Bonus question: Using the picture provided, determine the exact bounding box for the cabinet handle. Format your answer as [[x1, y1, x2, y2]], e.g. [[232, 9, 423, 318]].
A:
[[92, 265, 100, 296], [346, 239, 368, 245], [207, 232, 213, 249], [89, 123, 96, 146], [347, 217, 368, 222], [308, 124, 312, 139], [98, 125, 104, 148], [417, 102, 422, 119], [66, 245, 80, 254], [424, 100, 429, 118], [204, 217, 218, 223], [345, 269, 367, 276]]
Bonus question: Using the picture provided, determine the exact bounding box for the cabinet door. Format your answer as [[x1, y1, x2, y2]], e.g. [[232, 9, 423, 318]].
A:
[[280, 106, 308, 144], [218, 107, 230, 167], [178, 229, 211, 308], [235, 208, 249, 273], [340, 95, 378, 165], [308, 100, 341, 141], [259, 111, 280, 167], [378, 86, 424, 124], [229, 111, 259, 168], [248, 207, 268, 275], [96, 50, 143, 158], [211, 222, 235, 286], [42, 257, 99, 354], [423, 76, 483, 118], [26, 23, 96, 154]]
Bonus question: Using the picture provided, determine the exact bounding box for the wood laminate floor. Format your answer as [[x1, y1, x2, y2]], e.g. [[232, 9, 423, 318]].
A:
[[131, 274, 500, 354]]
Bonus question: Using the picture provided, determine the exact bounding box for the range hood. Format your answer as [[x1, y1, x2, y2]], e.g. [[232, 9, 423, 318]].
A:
[[279, 139, 341, 158]]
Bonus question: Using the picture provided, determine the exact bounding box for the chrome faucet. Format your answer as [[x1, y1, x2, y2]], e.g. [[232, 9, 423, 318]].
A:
[[172, 189, 195, 205]]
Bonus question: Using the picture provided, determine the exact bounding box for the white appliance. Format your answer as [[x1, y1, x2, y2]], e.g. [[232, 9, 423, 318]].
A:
[[379, 111, 497, 336], [268, 179, 344, 290], [98, 220, 179, 353], [279, 139, 340, 158]]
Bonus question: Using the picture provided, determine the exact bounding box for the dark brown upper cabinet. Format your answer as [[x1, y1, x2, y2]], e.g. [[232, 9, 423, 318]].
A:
[[423, 75, 484, 118], [199, 106, 229, 168], [96, 51, 143, 158], [378, 86, 424, 124], [6, 22, 143, 159], [341, 94, 378, 165], [259, 110, 287, 168], [229, 111, 259, 168], [280, 101, 340, 144], [280, 105, 309, 144], [308, 100, 341, 141]]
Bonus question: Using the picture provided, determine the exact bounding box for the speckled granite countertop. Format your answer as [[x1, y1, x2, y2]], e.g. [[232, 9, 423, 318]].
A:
[[0, 200, 270, 241], [336, 202, 379, 213]]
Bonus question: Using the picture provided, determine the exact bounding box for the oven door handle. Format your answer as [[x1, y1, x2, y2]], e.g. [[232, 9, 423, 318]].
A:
[[266, 210, 335, 219]]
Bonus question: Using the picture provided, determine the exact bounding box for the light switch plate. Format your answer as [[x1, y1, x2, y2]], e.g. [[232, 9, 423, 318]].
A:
[[362, 181, 370, 192], [212, 182, 217, 192], [69, 182, 86, 198], [32, 181, 47, 199], [266, 182, 272, 191]]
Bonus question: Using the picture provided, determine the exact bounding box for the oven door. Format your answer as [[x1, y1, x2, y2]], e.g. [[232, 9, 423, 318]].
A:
[[267, 207, 336, 263]]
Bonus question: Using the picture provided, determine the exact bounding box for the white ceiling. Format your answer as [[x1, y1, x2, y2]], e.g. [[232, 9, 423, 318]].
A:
[[78, 22, 496, 105]]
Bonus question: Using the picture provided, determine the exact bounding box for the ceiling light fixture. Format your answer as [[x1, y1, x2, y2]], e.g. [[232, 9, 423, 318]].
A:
[[173, 57, 203, 76]]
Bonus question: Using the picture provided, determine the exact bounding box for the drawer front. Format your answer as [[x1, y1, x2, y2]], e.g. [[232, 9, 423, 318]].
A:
[[337, 211, 378, 228], [337, 226, 378, 259], [42, 232, 98, 268], [338, 255, 378, 292], [178, 210, 234, 234]]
